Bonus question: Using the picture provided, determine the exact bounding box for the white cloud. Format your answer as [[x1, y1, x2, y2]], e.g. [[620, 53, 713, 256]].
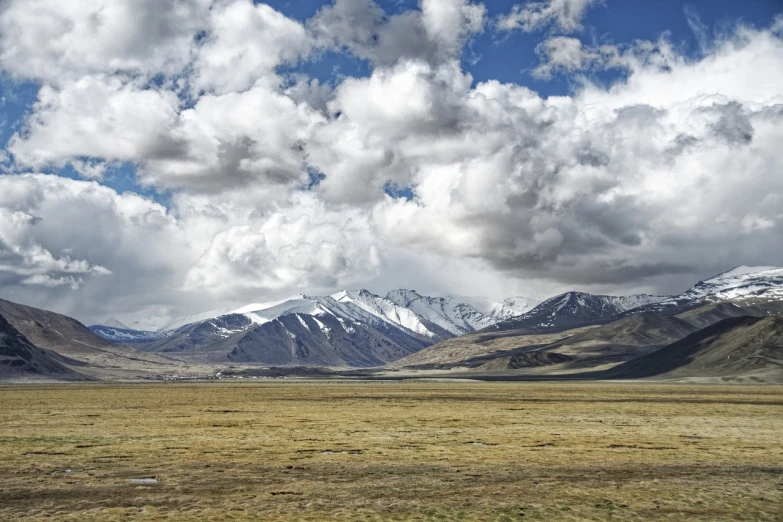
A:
[[0, 174, 190, 324], [310, 0, 485, 66], [497, 0, 600, 34], [0, 0, 211, 83], [361, 27, 783, 289], [532, 36, 619, 78], [194, 0, 313, 95], [139, 84, 324, 193], [0, 2, 783, 325], [7, 75, 180, 171], [184, 195, 382, 296]]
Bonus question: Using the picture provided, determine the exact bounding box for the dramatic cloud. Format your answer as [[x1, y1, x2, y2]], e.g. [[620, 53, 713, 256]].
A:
[[0, 0, 781, 325], [0, 174, 189, 326], [7, 75, 181, 172]]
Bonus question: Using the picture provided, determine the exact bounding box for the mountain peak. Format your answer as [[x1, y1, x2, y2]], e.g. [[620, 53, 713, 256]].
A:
[[709, 265, 782, 280], [385, 289, 426, 304], [100, 318, 129, 329], [331, 289, 380, 302]]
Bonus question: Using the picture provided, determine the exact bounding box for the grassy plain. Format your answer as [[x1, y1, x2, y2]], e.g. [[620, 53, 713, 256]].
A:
[[0, 381, 781, 521]]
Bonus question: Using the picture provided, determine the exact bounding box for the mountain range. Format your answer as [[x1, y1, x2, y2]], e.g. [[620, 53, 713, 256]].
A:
[[1, 265, 782, 381], [89, 290, 541, 366]]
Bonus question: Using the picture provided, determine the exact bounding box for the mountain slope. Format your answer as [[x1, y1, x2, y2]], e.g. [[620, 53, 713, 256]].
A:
[[488, 292, 666, 333], [88, 325, 168, 345], [0, 298, 175, 378], [443, 294, 541, 323], [549, 312, 697, 353], [385, 290, 497, 335], [629, 266, 783, 316], [140, 294, 438, 366], [603, 316, 783, 380], [0, 313, 89, 380], [519, 312, 700, 372], [393, 312, 697, 372], [675, 302, 757, 329]]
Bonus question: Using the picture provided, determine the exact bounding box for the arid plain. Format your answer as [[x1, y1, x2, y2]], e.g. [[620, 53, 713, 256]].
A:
[[0, 382, 781, 521]]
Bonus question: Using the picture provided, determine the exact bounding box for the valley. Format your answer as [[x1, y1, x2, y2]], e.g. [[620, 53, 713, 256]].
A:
[[2, 266, 783, 383], [0, 382, 780, 521]]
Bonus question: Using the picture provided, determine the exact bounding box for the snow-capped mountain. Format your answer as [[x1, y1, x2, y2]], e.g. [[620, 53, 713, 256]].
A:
[[444, 294, 542, 323], [101, 318, 130, 329], [669, 266, 783, 305], [117, 291, 472, 365], [385, 290, 498, 335], [88, 325, 167, 344], [490, 292, 667, 332], [86, 266, 783, 367], [491, 266, 783, 334], [628, 266, 783, 314], [91, 289, 539, 366], [331, 290, 446, 338]]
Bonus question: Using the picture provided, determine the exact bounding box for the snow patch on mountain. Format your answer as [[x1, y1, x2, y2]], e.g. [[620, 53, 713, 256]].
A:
[[385, 290, 496, 335], [101, 318, 130, 330], [608, 294, 668, 311], [445, 294, 541, 322], [331, 290, 435, 337], [668, 265, 783, 305], [88, 325, 167, 343]]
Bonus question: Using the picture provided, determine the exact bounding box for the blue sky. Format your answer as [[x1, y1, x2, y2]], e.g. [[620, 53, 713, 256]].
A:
[[269, 0, 783, 94]]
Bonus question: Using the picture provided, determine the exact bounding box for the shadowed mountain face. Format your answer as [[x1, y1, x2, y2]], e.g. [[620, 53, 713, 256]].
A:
[[390, 304, 771, 375], [140, 312, 430, 366], [552, 312, 698, 350], [675, 302, 755, 329], [0, 298, 123, 357], [487, 292, 665, 334], [602, 316, 783, 380], [0, 299, 175, 379], [0, 313, 89, 380]]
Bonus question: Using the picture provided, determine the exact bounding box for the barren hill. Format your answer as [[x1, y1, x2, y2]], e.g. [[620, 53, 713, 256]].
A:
[[603, 316, 783, 381], [0, 313, 89, 380]]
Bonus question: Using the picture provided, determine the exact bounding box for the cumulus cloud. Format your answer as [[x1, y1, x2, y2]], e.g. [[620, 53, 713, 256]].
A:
[[184, 195, 382, 295], [194, 0, 313, 95], [532, 36, 622, 78], [8, 75, 180, 171], [0, 1, 782, 325], [0, 0, 211, 83], [497, 0, 600, 34], [0, 174, 190, 325], [310, 0, 485, 66]]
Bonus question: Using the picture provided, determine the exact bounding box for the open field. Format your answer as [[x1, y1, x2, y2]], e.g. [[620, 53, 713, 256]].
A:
[[0, 382, 782, 521]]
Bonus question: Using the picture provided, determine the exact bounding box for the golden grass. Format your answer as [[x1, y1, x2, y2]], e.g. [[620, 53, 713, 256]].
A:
[[0, 381, 782, 521]]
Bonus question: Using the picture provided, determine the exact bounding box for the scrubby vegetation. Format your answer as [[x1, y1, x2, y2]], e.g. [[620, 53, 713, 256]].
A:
[[1, 382, 781, 520]]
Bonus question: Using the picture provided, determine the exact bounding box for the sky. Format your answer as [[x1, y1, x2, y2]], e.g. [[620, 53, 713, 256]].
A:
[[0, 0, 782, 329]]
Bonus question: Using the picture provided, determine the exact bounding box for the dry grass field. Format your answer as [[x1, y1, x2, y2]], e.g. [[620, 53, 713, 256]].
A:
[[0, 382, 781, 521]]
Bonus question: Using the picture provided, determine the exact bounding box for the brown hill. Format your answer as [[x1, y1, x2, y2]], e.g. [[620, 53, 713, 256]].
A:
[[675, 302, 757, 329], [603, 316, 783, 380], [0, 299, 179, 379], [0, 313, 90, 380]]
